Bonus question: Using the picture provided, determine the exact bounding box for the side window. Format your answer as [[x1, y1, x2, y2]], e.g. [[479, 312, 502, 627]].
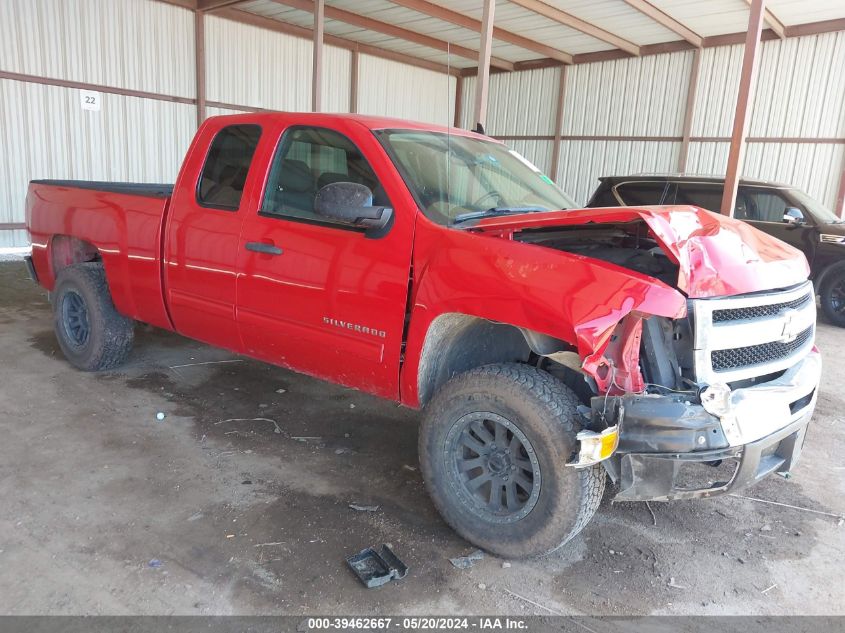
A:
[[742, 188, 790, 223], [197, 124, 262, 210], [261, 127, 388, 224], [614, 182, 671, 206], [674, 183, 724, 213]]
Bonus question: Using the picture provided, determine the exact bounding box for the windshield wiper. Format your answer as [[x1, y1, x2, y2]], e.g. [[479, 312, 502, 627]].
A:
[[452, 207, 548, 224]]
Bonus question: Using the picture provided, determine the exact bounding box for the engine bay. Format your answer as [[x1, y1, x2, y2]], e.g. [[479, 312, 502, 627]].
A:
[[512, 221, 680, 288]]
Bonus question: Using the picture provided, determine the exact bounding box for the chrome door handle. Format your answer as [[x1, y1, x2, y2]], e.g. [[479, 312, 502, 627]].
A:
[[245, 241, 283, 255]]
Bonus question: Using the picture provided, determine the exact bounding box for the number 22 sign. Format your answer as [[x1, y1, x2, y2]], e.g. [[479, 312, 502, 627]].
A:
[[80, 90, 101, 112]]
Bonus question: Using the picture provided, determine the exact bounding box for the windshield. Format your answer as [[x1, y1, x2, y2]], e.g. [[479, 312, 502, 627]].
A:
[[788, 188, 842, 224], [375, 129, 577, 226]]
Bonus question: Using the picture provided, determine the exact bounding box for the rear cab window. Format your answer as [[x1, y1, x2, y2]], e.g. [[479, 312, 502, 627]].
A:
[[197, 124, 262, 210]]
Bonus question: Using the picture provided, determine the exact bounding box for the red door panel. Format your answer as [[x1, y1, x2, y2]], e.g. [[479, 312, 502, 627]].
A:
[[236, 120, 415, 399]]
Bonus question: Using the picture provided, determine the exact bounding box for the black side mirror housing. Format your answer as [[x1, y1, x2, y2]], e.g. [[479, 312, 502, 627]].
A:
[[783, 207, 805, 226], [314, 182, 393, 236]]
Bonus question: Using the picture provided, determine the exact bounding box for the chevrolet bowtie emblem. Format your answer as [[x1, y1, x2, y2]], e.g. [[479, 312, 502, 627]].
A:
[[780, 308, 800, 343]]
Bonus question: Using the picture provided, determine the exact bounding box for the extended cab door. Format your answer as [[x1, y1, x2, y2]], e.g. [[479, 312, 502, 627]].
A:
[[235, 121, 414, 399], [163, 121, 263, 352]]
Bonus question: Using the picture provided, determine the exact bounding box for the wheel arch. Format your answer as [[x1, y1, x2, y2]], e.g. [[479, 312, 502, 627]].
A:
[[415, 312, 576, 408]]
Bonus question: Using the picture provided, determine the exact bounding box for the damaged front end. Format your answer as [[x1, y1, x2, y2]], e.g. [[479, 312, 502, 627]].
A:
[[495, 207, 820, 501], [580, 282, 820, 502]]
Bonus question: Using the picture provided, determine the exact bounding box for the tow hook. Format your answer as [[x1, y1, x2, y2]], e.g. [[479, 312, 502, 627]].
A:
[[567, 425, 620, 468]]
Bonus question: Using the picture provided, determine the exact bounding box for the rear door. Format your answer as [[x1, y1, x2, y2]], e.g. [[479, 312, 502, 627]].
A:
[[235, 122, 414, 398], [164, 122, 263, 351]]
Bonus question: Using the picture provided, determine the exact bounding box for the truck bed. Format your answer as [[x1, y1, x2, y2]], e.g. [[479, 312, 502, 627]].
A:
[[30, 180, 173, 199], [26, 179, 174, 331]]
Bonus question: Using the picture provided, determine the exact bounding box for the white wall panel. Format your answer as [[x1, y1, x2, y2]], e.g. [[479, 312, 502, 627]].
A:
[[357, 55, 455, 126], [556, 141, 681, 205], [690, 45, 744, 137], [685, 141, 730, 176], [743, 143, 844, 210], [507, 140, 555, 177], [751, 32, 845, 138], [206, 16, 312, 111], [564, 51, 693, 137], [485, 68, 560, 136], [0, 0, 195, 98], [0, 79, 195, 246]]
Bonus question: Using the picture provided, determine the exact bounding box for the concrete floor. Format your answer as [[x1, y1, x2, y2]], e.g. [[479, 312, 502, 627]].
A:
[[1, 260, 843, 615]]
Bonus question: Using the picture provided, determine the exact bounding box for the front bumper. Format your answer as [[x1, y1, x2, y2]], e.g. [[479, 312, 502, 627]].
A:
[[594, 350, 820, 502]]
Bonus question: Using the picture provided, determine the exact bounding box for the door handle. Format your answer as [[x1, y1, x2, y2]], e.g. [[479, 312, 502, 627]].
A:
[[245, 241, 283, 256]]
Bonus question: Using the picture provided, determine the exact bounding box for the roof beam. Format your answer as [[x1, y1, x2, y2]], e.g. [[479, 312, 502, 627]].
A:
[[743, 0, 785, 39], [197, 0, 252, 13], [269, 0, 515, 70], [388, 0, 573, 65], [508, 0, 640, 57], [216, 7, 460, 75], [623, 0, 702, 47]]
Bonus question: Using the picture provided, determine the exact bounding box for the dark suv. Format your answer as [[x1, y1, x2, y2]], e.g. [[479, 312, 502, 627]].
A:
[[587, 175, 845, 327]]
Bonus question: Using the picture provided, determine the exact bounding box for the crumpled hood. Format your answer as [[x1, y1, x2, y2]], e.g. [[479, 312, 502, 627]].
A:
[[472, 205, 810, 298]]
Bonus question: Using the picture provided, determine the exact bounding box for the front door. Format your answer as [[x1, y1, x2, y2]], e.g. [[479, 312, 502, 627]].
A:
[[739, 186, 817, 264], [236, 123, 414, 399]]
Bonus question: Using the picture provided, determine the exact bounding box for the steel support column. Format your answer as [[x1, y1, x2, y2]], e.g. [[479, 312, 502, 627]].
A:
[[312, 0, 324, 112], [678, 47, 701, 173], [194, 10, 206, 126], [472, 0, 495, 132], [720, 0, 767, 216], [549, 65, 567, 182]]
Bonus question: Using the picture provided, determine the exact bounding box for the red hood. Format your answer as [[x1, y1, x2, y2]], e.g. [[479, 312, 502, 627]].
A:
[[472, 205, 810, 298]]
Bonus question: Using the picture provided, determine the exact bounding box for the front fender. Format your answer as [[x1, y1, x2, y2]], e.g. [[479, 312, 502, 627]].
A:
[[399, 222, 687, 407]]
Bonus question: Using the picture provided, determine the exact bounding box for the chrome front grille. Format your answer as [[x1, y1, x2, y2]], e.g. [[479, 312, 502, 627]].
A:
[[691, 281, 816, 384], [711, 325, 814, 371], [711, 294, 812, 323]]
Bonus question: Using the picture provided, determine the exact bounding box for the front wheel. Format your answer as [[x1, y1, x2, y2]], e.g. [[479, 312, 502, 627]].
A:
[[819, 263, 845, 328], [418, 363, 605, 559]]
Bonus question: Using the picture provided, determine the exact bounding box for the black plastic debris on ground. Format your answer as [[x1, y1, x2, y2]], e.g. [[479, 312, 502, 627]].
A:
[[346, 545, 408, 588]]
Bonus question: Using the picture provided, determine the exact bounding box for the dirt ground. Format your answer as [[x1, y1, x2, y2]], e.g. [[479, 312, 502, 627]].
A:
[[0, 260, 843, 616]]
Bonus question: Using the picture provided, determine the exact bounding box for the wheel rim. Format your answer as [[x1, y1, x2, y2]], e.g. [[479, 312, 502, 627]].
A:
[[445, 412, 541, 524], [830, 279, 845, 313], [61, 290, 90, 347]]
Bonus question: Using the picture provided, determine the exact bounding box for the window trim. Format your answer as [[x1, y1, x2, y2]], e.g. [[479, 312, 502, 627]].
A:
[[195, 123, 263, 212], [257, 124, 390, 236]]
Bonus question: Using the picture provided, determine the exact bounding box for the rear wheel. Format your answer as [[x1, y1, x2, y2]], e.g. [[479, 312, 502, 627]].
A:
[[419, 363, 605, 559], [819, 263, 845, 328], [51, 263, 134, 371]]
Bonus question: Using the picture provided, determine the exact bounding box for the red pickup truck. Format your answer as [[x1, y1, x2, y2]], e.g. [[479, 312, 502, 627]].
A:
[[26, 113, 821, 558]]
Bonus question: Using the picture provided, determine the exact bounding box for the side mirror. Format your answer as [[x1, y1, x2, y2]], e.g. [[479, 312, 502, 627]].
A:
[[783, 207, 805, 226], [314, 182, 393, 235]]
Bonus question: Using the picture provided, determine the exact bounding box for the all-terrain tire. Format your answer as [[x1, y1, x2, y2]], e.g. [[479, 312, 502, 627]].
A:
[[819, 262, 845, 328], [419, 363, 605, 559], [51, 263, 134, 371]]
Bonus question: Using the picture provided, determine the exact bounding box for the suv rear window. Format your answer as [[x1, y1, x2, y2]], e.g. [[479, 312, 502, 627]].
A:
[[614, 182, 671, 206]]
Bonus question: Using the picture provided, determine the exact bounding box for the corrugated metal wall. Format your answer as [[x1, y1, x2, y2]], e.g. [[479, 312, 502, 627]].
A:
[[3, 1, 844, 248], [0, 0, 196, 248], [557, 51, 692, 202], [357, 54, 456, 126], [205, 16, 351, 114], [685, 32, 845, 209], [0, 0, 455, 247]]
